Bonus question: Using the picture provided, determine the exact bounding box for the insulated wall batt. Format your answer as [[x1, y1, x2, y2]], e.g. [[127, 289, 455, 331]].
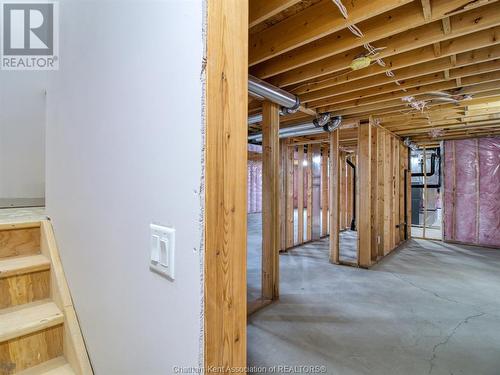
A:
[[444, 137, 500, 247], [479, 138, 500, 246]]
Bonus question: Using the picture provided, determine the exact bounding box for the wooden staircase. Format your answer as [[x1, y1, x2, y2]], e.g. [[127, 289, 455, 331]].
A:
[[0, 221, 92, 375]]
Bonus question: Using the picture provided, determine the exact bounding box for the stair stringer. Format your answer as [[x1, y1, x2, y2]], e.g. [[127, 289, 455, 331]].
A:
[[39, 220, 93, 375]]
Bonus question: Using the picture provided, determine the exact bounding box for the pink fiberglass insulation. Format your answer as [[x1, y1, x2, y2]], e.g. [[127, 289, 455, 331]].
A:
[[443, 144, 454, 241], [444, 137, 500, 247], [478, 138, 500, 246], [455, 139, 477, 244]]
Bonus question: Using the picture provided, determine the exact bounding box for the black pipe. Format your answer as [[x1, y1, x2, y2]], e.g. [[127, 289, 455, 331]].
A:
[[404, 168, 408, 241], [346, 159, 356, 231], [411, 148, 441, 188], [412, 154, 436, 177]]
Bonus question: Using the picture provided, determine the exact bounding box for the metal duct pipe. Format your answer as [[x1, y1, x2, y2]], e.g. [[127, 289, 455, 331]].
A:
[[248, 116, 342, 142], [248, 122, 317, 142], [248, 110, 287, 125], [248, 74, 300, 113], [248, 113, 263, 125]]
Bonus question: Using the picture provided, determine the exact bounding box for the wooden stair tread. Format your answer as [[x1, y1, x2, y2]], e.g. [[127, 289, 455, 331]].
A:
[[0, 254, 50, 279], [0, 301, 64, 342], [16, 357, 76, 375]]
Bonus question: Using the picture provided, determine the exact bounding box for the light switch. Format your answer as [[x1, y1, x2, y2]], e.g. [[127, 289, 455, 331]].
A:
[[150, 224, 175, 280]]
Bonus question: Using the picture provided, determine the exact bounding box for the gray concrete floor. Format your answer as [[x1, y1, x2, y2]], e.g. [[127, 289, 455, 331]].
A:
[[248, 213, 358, 301], [248, 222, 500, 374]]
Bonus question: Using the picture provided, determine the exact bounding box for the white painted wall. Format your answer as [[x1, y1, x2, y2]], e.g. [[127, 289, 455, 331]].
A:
[[0, 72, 46, 201], [45, 1, 203, 373]]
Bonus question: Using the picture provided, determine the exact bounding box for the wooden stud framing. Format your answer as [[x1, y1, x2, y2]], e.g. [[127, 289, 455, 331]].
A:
[[279, 139, 287, 251], [205, 0, 248, 368], [297, 146, 304, 244], [394, 140, 400, 245], [370, 122, 378, 262], [399, 143, 407, 241], [346, 155, 353, 231], [321, 148, 329, 237], [311, 144, 322, 240], [340, 153, 346, 230], [406, 146, 412, 240], [358, 121, 372, 268], [383, 132, 392, 255], [377, 129, 385, 258], [306, 148, 313, 242], [423, 146, 427, 239], [286, 145, 294, 249], [329, 129, 340, 264], [262, 101, 280, 300]]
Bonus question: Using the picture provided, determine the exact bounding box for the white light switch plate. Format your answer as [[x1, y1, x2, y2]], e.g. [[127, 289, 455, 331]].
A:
[[150, 224, 175, 280]]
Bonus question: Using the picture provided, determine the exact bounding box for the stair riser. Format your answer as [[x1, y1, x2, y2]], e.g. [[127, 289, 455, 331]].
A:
[[0, 272, 50, 310], [0, 228, 41, 260], [0, 325, 63, 374]]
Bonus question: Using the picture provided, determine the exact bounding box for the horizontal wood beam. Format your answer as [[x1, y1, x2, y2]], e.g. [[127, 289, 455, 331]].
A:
[[306, 60, 500, 108], [410, 129, 500, 142], [383, 112, 500, 128], [395, 120, 500, 135], [295, 44, 500, 97], [249, 0, 412, 66], [289, 25, 500, 94], [249, 0, 301, 28], [298, 45, 500, 100], [339, 90, 500, 119], [318, 70, 500, 113], [265, 2, 500, 87], [251, 0, 486, 79]]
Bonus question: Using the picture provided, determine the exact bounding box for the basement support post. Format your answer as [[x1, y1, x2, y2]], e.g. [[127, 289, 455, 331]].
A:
[[329, 129, 340, 264], [358, 120, 372, 268], [205, 0, 248, 367], [262, 101, 280, 300]]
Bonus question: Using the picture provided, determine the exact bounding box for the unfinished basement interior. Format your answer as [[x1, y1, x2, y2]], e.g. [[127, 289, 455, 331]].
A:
[[1, 0, 499, 374]]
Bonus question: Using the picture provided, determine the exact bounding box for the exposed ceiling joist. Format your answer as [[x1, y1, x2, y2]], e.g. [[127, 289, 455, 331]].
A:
[[298, 45, 500, 99], [249, 0, 302, 28], [249, 0, 413, 66], [247, 0, 500, 143]]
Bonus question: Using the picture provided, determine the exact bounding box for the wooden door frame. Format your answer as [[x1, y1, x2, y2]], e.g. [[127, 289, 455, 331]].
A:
[[204, 0, 249, 370]]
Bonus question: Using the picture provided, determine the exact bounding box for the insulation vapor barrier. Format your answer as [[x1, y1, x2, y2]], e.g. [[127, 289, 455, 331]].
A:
[[443, 137, 500, 247]]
